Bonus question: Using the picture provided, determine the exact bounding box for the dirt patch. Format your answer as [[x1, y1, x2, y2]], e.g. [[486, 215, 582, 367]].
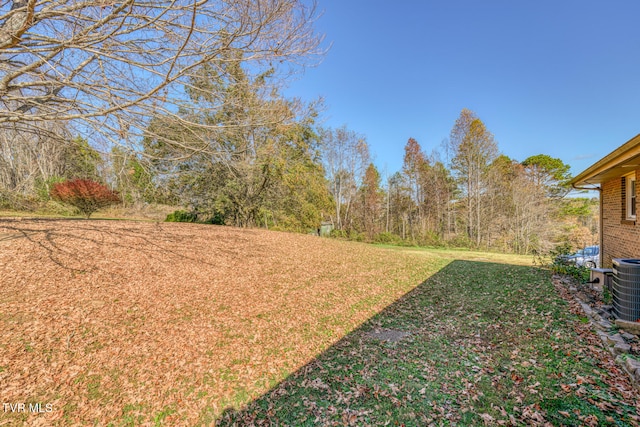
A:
[[365, 328, 412, 343]]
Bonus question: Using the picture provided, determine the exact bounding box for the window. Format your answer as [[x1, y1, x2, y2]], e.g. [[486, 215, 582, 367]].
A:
[[626, 173, 636, 220]]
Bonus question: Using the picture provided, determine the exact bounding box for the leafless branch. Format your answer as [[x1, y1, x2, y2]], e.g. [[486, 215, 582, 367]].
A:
[[0, 0, 325, 154]]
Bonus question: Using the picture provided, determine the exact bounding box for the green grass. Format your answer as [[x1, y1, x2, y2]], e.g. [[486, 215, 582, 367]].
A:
[[215, 260, 639, 426], [376, 243, 536, 266]]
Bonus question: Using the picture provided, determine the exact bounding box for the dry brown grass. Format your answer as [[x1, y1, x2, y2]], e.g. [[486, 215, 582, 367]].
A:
[[0, 219, 452, 426]]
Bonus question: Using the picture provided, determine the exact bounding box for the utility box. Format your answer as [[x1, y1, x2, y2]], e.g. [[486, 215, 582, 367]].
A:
[[590, 268, 613, 293], [612, 259, 640, 322], [319, 222, 333, 237]]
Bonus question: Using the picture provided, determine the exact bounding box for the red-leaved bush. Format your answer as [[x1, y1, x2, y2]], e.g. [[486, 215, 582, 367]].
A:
[[50, 179, 121, 218]]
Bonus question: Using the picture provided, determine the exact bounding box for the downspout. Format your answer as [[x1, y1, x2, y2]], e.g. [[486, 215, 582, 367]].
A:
[[572, 183, 603, 267]]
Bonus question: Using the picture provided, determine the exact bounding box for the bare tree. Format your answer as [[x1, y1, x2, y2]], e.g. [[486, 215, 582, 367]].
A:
[[0, 120, 72, 197], [0, 0, 325, 154], [321, 125, 369, 231], [402, 137, 425, 240], [450, 109, 498, 247]]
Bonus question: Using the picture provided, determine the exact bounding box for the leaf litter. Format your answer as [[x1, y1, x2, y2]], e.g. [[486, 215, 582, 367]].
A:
[[1, 219, 639, 425], [0, 219, 448, 425]]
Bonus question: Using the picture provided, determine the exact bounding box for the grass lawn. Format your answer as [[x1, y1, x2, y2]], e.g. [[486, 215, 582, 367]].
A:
[[218, 260, 640, 426], [0, 219, 638, 426]]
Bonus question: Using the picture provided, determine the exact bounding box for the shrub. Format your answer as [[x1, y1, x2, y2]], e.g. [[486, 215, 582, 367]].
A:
[[348, 231, 366, 242], [416, 231, 444, 248], [329, 229, 348, 239], [202, 212, 225, 225], [50, 179, 121, 218], [35, 176, 66, 201], [0, 190, 40, 212], [165, 210, 198, 223], [373, 232, 400, 244], [446, 234, 473, 249], [38, 200, 78, 216], [551, 258, 591, 284]]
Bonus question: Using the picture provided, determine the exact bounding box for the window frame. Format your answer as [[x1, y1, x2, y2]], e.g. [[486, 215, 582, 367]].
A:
[[625, 172, 636, 221]]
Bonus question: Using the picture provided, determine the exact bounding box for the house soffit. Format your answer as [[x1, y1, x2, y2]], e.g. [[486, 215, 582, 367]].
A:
[[571, 134, 640, 187]]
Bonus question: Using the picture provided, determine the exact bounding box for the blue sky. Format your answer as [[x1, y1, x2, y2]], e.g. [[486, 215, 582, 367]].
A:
[[286, 1, 640, 180]]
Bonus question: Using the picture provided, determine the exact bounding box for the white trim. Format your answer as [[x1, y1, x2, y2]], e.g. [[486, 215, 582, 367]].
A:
[[625, 172, 636, 220]]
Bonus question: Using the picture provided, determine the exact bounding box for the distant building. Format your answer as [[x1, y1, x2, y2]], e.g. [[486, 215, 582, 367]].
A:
[[319, 222, 334, 237]]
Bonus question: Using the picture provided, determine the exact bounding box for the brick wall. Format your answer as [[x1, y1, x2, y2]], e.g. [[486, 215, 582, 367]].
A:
[[602, 173, 640, 267]]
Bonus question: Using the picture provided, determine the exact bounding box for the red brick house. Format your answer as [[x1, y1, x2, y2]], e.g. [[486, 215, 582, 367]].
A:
[[570, 134, 640, 268]]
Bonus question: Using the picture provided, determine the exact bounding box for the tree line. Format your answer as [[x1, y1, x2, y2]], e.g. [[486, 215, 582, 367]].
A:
[[0, 90, 596, 255], [0, 0, 597, 255], [319, 109, 596, 255]]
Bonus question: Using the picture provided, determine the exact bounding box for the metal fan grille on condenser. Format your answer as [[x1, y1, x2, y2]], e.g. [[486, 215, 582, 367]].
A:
[[612, 258, 640, 321]]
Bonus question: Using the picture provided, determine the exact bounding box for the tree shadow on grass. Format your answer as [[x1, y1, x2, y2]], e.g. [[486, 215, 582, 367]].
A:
[[0, 217, 234, 273], [213, 261, 639, 426]]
